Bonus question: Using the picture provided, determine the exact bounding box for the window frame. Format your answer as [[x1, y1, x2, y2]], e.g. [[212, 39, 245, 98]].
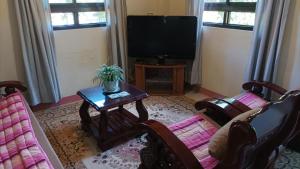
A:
[[50, 0, 106, 30], [203, 0, 256, 31]]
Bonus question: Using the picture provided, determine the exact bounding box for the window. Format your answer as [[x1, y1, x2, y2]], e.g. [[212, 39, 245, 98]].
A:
[[49, 0, 106, 30], [203, 0, 256, 30]]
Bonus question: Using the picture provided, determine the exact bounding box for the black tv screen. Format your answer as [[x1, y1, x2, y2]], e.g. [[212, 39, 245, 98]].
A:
[[127, 16, 197, 59]]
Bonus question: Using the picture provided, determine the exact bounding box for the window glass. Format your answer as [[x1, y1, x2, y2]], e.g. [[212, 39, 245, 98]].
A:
[[76, 0, 104, 3], [51, 13, 74, 26], [49, 0, 72, 3], [229, 12, 255, 25], [50, 0, 106, 30], [79, 11, 106, 24], [203, 0, 256, 30], [203, 11, 224, 23]]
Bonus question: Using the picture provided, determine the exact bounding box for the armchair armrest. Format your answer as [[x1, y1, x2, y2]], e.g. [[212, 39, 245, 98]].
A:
[[195, 98, 246, 119], [0, 81, 27, 95], [242, 81, 287, 96], [140, 120, 203, 169]]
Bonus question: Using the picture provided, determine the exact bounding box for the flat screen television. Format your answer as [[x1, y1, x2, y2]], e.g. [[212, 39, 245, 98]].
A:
[[127, 16, 197, 61]]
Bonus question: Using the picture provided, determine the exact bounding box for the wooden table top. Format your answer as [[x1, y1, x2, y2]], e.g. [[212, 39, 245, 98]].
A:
[[77, 83, 148, 111]]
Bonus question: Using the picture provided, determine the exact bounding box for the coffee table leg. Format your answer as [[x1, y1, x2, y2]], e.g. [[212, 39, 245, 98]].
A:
[[79, 101, 91, 131], [99, 110, 108, 141], [136, 100, 148, 122]]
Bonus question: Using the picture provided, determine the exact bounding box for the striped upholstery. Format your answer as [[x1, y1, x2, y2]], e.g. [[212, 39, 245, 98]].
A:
[[234, 92, 268, 109], [165, 92, 267, 168], [0, 92, 53, 169], [168, 115, 219, 169]]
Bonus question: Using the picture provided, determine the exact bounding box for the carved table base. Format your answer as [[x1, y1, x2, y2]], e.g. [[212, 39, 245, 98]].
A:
[[79, 100, 148, 150], [77, 83, 149, 151]]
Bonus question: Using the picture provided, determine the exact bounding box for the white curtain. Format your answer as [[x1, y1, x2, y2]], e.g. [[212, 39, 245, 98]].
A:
[[186, 0, 205, 85], [105, 0, 128, 79], [245, 0, 291, 83], [14, 0, 62, 105]]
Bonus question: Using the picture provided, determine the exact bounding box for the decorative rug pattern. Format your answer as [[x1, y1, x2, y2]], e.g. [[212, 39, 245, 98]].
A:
[[34, 96, 300, 169]]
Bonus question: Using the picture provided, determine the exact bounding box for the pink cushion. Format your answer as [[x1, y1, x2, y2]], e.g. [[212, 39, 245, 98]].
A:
[[234, 92, 268, 109], [168, 115, 219, 169], [0, 92, 53, 169], [208, 109, 261, 160]]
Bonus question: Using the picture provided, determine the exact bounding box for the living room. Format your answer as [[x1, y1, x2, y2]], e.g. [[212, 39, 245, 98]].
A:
[[1, 0, 300, 169]]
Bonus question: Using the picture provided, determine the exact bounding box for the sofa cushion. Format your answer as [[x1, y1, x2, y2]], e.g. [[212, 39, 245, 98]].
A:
[[234, 92, 268, 109], [0, 92, 53, 169], [168, 115, 219, 169], [208, 108, 261, 160]]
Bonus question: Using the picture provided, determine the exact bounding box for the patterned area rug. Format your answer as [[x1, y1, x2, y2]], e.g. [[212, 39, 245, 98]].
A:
[[34, 96, 300, 169]]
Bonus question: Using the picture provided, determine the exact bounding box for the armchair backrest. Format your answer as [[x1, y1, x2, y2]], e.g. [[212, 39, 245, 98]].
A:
[[219, 91, 300, 169]]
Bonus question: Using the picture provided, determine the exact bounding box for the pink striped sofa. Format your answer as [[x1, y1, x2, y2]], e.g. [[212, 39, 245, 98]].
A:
[[0, 81, 63, 169], [0, 92, 53, 169]]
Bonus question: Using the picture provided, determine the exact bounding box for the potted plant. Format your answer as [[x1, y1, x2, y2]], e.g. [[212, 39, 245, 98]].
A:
[[93, 64, 124, 93]]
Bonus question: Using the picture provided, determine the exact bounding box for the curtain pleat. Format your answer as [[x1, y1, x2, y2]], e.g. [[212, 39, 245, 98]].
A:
[[245, 0, 291, 84], [187, 0, 205, 85], [105, 0, 128, 80], [14, 0, 61, 105]]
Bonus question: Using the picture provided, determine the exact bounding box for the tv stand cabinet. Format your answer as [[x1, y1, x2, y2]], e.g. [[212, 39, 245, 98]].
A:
[[135, 64, 185, 95]]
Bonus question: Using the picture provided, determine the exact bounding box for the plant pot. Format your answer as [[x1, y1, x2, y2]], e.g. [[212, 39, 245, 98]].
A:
[[102, 80, 120, 93]]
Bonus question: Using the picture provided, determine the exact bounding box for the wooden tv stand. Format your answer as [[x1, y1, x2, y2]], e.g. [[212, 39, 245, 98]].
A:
[[135, 63, 185, 95]]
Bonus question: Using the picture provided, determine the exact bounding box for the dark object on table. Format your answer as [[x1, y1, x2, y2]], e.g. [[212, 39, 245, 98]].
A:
[[77, 83, 149, 151], [139, 91, 300, 169]]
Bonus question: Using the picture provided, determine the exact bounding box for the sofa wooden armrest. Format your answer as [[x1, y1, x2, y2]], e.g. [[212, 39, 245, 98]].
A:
[[139, 120, 203, 169], [0, 81, 27, 95], [242, 81, 287, 96]]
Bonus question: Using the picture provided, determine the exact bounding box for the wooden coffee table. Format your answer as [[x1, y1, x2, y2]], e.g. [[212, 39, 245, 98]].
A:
[[77, 83, 149, 151]]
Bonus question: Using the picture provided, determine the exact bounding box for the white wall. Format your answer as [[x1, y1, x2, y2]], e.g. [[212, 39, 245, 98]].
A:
[[54, 28, 108, 97], [0, 0, 25, 82], [127, 0, 165, 15], [276, 0, 300, 90], [126, 0, 185, 16], [168, 0, 186, 16], [201, 27, 253, 96]]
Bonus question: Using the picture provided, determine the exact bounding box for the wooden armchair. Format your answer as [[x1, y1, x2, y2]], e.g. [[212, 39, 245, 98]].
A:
[[195, 81, 288, 125], [139, 91, 300, 169]]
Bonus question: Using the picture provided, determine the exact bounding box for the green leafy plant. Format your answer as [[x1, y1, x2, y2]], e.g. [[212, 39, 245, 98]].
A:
[[93, 64, 124, 84]]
